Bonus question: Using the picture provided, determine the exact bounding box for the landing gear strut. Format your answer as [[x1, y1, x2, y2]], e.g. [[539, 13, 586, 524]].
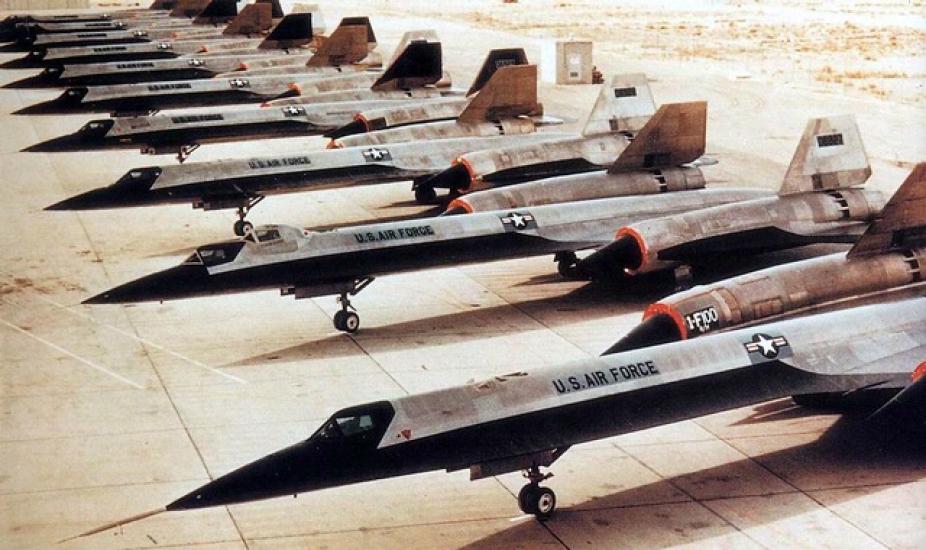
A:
[[518, 465, 556, 520], [412, 180, 437, 205], [332, 277, 375, 333], [175, 143, 200, 164], [555, 251, 585, 280], [232, 195, 264, 236]]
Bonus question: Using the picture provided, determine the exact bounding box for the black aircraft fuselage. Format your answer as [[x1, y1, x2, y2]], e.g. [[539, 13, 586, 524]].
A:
[[166, 357, 836, 510]]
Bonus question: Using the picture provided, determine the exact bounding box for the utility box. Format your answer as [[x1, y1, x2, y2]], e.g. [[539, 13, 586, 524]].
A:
[[542, 40, 593, 85]]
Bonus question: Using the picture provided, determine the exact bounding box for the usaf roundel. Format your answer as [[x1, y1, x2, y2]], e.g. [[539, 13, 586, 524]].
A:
[[742, 333, 791, 364], [362, 147, 392, 162], [500, 211, 537, 232]]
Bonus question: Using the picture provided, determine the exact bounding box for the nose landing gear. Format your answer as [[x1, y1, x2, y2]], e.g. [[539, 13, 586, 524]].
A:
[[518, 465, 556, 520], [233, 195, 264, 236], [332, 277, 375, 333], [175, 143, 200, 164]]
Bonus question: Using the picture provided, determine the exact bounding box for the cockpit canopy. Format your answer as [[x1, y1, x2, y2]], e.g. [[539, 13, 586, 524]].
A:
[[78, 118, 114, 138], [184, 241, 245, 267], [242, 224, 304, 252], [310, 401, 395, 443]]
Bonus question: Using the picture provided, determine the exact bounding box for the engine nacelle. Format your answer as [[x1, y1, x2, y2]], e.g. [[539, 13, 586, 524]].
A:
[[447, 166, 705, 214], [645, 246, 926, 340], [615, 188, 887, 275]]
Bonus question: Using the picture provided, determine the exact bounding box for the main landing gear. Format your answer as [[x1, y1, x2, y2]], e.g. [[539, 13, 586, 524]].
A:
[[412, 181, 437, 205], [555, 251, 586, 280], [332, 277, 375, 333], [232, 195, 264, 236], [518, 465, 556, 520]]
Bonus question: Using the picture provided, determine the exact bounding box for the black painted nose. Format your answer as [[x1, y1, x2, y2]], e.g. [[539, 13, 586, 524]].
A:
[[45, 165, 161, 210], [13, 86, 87, 114], [167, 440, 320, 511], [82, 264, 212, 304]]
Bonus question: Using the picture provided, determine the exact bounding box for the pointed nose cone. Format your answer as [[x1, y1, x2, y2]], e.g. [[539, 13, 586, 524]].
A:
[[46, 164, 160, 210], [83, 264, 212, 305], [23, 133, 84, 153], [13, 87, 87, 115], [167, 441, 318, 510], [25, 119, 113, 153], [1, 49, 46, 68], [45, 186, 128, 211], [3, 68, 61, 89]]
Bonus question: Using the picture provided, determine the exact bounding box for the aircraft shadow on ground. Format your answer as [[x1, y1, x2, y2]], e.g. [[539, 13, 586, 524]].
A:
[[459, 409, 926, 549], [220, 244, 857, 368], [220, 280, 670, 368]]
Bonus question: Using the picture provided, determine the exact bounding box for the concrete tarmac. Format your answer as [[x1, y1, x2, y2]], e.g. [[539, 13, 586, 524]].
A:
[[0, 5, 924, 549]]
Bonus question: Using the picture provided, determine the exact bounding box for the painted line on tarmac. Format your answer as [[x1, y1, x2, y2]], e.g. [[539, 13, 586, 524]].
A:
[[30, 292, 247, 385], [0, 318, 145, 389]]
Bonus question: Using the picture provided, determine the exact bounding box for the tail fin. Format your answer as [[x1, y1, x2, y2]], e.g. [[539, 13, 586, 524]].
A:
[[191, 0, 237, 24], [779, 115, 870, 195], [582, 73, 655, 137], [466, 48, 529, 97], [257, 0, 285, 20], [371, 31, 442, 91], [337, 16, 376, 47], [222, 3, 272, 36], [608, 101, 707, 172], [457, 64, 540, 124], [169, 0, 211, 18], [258, 13, 314, 50], [148, 0, 177, 10], [385, 29, 438, 67], [848, 163, 926, 257], [306, 17, 375, 67]]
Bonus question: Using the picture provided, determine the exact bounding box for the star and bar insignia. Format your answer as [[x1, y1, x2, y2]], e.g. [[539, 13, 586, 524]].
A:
[[742, 333, 791, 363], [499, 211, 537, 231], [362, 147, 392, 162]]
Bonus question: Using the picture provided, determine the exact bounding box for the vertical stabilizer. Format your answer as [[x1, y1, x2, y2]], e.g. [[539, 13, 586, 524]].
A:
[[465, 48, 529, 97], [581, 73, 655, 137], [385, 29, 438, 66], [457, 64, 540, 124], [306, 18, 374, 67], [258, 13, 314, 50], [169, 0, 211, 18], [371, 31, 442, 91], [779, 115, 870, 195], [222, 4, 272, 36], [848, 163, 926, 257], [608, 101, 707, 172], [191, 0, 237, 24]]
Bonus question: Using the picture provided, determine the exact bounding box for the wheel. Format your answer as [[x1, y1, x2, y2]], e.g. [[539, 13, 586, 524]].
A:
[[232, 220, 252, 236], [517, 484, 538, 515], [533, 487, 556, 520], [333, 310, 347, 331], [414, 185, 437, 204], [342, 311, 360, 333], [557, 260, 579, 279]]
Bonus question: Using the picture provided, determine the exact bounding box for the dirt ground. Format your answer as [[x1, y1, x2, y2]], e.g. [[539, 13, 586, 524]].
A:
[[1, 1, 924, 549]]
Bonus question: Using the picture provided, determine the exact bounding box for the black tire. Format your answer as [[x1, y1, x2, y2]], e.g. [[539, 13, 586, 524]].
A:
[[342, 311, 360, 333], [414, 185, 437, 204], [333, 310, 347, 331], [533, 487, 556, 521], [233, 220, 246, 236], [557, 260, 579, 279], [517, 484, 538, 515]]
